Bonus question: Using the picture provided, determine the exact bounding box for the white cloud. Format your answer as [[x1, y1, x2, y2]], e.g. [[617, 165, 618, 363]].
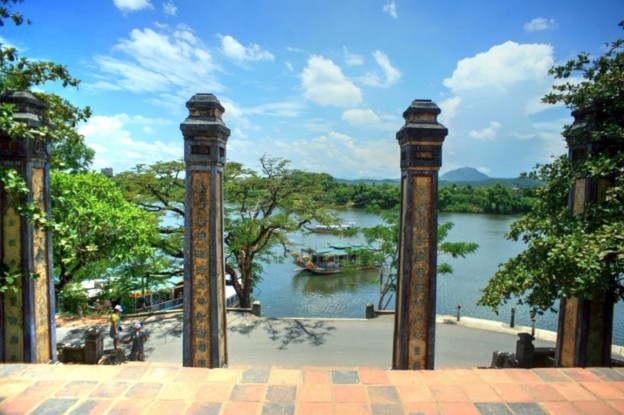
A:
[[92, 25, 221, 100], [219, 34, 274, 65], [383, 1, 398, 19], [301, 55, 362, 107], [441, 40, 564, 176], [361, 50, 401, 87], [79, 114, 181, 173], [342, 109, 380, 126], [246, 101, 306, 117], [274, 131, 398, 179], [468, 121, 502, 141], [524, 17, 557, 32], [443, 41, 553, 92], [163, 1, 177, 16], [343, 47, 364, 66], [113, 0, 153, 13], [438, 96, 461, 125]]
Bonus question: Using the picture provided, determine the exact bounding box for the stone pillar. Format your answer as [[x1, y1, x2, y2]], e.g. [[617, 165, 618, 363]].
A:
[[393, 100, 447, 370], [555, 108, 621, 367], [181, 93, 230, 368], [0, 91, 56, 363]]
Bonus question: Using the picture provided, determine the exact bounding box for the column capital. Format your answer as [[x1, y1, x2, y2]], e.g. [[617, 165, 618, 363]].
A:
[[181, 94, 230, 166], [396, 99, 448, 170]]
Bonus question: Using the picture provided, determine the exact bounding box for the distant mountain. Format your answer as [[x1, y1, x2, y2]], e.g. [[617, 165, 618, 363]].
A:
[[440, 167, 490, 182]]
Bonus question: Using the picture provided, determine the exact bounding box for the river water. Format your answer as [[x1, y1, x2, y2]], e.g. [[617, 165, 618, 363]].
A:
[[253, 210, 624, 346]]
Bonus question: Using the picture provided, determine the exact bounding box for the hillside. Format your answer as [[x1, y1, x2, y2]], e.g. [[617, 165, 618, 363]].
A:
[[335, 167, 542, 189], [440, 167, 489, 182]]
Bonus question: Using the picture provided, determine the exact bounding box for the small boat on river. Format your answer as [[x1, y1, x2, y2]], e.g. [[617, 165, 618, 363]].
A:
[[304, 222, 358, 234], [291, 242, 378, 274]]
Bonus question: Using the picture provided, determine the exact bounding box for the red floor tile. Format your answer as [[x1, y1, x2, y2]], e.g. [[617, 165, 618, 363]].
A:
[[540, 401, 585, 415], [221, 401, 259, 415], [358, 369, 390, 385], [520, 383, 566, 401], [461, 382, 501, 402], [333, 385, 368, 403], [194, 383, 233, 401], [295, 402, 333, 415], [298, 384, 332, 402], [229, 384, 267, 402], [302, 369, 332, 385], [396, 384, 436, 403], [550, 382, 598, 401], [573, 400, 622, 415], [429, 384, 470, 403], [438, 402, 480, 415], [334, 402, 370, 415], [583, 382, 624, 400], [490, 382, 533, 402]]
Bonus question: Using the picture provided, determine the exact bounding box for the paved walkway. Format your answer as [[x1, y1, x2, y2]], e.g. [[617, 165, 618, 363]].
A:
[[1, 362, 624, 414]]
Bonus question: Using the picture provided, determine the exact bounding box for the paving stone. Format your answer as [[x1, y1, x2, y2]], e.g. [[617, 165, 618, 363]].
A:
[[230, 384, 267, 401], [474, 402, 513, 415], [368, 385, 400, 403], [124, 382, 163, 399], [242, 368, 270, 383], [186, 402, 221, 415], [90, 381, 130, 398], [507, 402, 548, 415], [194, 383, 233, 401], [0, 365, 29, 378], [303, 369, 332, 384], [298, 384, 332, 402], [332, 370, 360, 384], [370, 403, 405, 415], [333, 385, 368, 403], [533, 369, 572, 383], [359, 369, 391, 385], [403, 402, 441, 414], [438, 402, 481, 415], [589, 368, 624, 382], [67, 399, 113, 415], [265, 385, 296, 402], [261, 402, 295, 415], [55, 380, 99, 397], [29, 398, 78, 415]]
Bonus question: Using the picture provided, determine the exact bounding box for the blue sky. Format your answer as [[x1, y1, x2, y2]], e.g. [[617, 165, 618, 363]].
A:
[[4, 1, 622, 179]]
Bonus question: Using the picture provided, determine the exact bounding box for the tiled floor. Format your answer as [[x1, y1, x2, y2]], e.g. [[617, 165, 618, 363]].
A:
[[0, 363, 623, 414]]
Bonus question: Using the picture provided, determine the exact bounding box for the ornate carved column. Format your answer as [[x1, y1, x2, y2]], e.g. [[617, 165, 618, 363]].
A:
[[556, 108, 621, 367], [0, 91, 56, 363], [181, 94, 230, 368], [393, 100, 447, 370]]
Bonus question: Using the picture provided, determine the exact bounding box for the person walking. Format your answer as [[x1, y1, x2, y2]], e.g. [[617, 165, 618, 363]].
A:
[[124, 323, 148, 362], [109, 304, 123, 351]]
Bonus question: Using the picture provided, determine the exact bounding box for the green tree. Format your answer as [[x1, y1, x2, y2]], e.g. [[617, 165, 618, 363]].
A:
[[51, 172, 158, 297], [479, 23, 624, 314], [361, 210, 479, 310], [0, 0, 93, 293], [224, 156, 336, 308], [113, 160, 186, 278]]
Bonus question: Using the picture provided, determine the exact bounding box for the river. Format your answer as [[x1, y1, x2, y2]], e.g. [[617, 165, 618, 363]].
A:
[[252, 210, 624, 346]]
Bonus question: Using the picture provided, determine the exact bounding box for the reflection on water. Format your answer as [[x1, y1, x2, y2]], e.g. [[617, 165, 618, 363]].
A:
[[252, 210, 624, 346], [291, 269, 378, 295]]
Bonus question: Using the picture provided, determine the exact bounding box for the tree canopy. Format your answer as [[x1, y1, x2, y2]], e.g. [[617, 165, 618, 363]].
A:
[[51, 172, 158, 296], [479, 23, 624, 314], [224, 156, 338, 307]]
